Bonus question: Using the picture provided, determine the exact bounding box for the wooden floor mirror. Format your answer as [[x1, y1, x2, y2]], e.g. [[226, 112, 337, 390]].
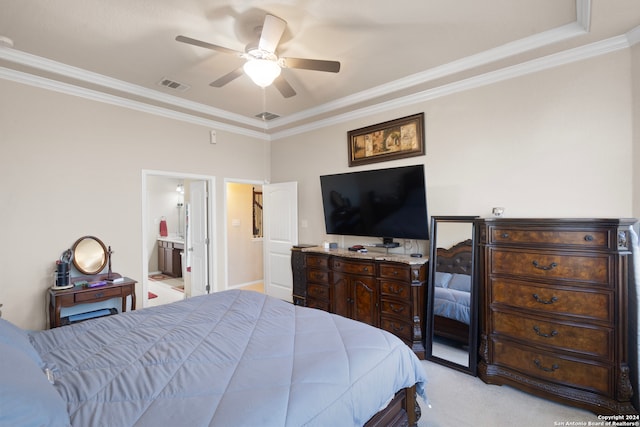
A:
[[426, 216, 480, 375]]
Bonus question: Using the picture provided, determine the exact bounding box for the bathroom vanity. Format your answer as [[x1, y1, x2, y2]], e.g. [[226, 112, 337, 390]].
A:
[[158, 237, 184, 277]]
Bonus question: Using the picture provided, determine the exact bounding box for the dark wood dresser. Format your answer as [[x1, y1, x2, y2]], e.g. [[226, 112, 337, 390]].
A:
[[477, 218, 637, 414], [296, 248, 428, 359], [291, 244, 317, 306]]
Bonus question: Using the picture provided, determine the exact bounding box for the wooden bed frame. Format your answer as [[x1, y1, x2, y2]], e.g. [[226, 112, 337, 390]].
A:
[[433, 239, 473, 345], [365, 385, 419, 427]]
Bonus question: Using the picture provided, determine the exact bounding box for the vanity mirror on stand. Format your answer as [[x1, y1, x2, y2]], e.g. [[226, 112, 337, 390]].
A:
[[48, 236, 137, 328], [72, 235, 109, 275], [426, 216, 479, 375]]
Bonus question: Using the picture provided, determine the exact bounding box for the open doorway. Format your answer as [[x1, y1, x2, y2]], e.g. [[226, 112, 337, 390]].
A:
[[224, 179, 264, 292], [223, 180, 298, 300], [141, 170, 216, 308]]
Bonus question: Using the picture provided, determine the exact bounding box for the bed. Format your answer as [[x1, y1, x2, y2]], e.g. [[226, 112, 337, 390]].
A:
[[432, 239, 473, 345], [0, 289, 427, 427]]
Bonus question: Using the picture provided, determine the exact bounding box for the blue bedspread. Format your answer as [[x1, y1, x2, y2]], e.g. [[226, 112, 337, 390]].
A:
[[29, 290, 427, 426]]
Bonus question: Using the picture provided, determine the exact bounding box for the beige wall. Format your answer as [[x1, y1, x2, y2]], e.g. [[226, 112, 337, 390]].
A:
[[226, 182, 264, 287], [633, 42, 640, 219], [272, 50, 634, 252], [0, 80, 268, 330]]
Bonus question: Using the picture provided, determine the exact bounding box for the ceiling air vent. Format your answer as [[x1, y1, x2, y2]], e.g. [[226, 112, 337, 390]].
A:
[[157, 78, 190, 92], [255, 111, 280, 121]]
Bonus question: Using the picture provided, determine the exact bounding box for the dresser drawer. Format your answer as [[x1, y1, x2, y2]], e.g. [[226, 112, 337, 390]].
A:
[[489, 226, 609, 249], [307, 283, 330, 301], [490, 278, 612, 322], [492, 340, 612, 396], [380, 317, 412, 342], [307, 269, 329, 284], [490, 248, 610, 286], [331, 259, 375, 276], [379, 263, 410, 281], [379, 280, 411, 299], [380, 299, 411, 318], [306, 255, 329, 269], [306, 298, 330, 312], [492, 311, 613, 359], [75, 287, 122, 303]]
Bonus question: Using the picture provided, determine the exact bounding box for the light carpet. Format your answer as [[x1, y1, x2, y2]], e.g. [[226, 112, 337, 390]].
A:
[[417, 360, 601, 427]]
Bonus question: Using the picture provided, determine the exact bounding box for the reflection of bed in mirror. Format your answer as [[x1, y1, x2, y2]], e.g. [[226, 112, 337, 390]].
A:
[[432, 239, 473, 345]]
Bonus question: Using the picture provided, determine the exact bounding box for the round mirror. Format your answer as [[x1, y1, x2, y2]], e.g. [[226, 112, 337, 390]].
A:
[[72, 236, 108, 275]]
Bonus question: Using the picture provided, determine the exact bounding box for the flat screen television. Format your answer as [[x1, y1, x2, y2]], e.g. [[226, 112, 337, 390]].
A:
[[319, 165, 429, 243]]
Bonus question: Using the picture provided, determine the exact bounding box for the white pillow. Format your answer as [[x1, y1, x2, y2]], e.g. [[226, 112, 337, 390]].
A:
[[448, 274, 472, 292], [434, 272, 453, 288]]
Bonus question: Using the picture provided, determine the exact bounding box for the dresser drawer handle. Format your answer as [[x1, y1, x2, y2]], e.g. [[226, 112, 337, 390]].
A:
[[534, 359, 559, 373], [389, 323, 405, 333], [532, 260, 557, 271], [532, 293, 558, 304], [533, 325, 558, 338], [362, 267, 369, 272], [584, 234, 594, 241], [389, 303, 405, 313], [95, 292, 104, 298], [500, 233, 509, 239], [387, 284, 402, 295]]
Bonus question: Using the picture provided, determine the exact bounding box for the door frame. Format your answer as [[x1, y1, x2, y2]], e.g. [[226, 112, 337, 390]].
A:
[[223, 177, 265, 290], [141, 169, 216, 307]]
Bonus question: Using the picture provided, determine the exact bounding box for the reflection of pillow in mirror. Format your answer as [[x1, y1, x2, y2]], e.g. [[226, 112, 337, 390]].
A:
[[449, 274, 471, 292], [434, 272, 453, 288]]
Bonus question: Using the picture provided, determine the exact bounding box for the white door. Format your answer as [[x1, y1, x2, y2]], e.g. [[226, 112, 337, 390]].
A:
[[263, 182, 298, 301], [190, 180, 209, 296]]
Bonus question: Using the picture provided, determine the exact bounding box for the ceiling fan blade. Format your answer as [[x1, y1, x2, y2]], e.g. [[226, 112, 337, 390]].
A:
[[273, 75, 296, 98], [176, 35, 242, 56], [209, 67, 244, 87], [280, 57, 340, 73], [258, 14, 286, 53]]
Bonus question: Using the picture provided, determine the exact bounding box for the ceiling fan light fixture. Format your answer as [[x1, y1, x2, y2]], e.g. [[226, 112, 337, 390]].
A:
[[243, 59, 281, 88]]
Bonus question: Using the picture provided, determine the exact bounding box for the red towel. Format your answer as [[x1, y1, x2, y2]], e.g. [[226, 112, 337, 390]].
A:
[[159, 218, 168, 237]]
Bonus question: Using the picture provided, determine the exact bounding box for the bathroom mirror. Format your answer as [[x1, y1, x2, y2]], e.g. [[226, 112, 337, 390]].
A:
[[426, 216, 479, 375], [72, 236, 108, 275]]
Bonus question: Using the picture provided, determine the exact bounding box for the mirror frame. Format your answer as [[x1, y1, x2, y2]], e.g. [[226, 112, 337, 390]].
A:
[[71, 235, 108, 275], [426, 216, 480, 375]]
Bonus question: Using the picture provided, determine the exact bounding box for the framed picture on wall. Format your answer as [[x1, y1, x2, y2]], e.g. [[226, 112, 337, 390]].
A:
[[347, 113, 425, 167]]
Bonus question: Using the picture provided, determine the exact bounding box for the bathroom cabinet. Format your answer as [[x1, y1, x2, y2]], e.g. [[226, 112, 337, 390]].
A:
[[158, 239, 184, 277]]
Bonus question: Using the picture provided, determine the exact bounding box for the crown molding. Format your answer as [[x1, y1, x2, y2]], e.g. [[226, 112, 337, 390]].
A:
[[627, 26, 640, 46], [0, 65, 270, 140], [268, 23, 589, 130], [271, 33, 630, 141], [267, 1, 591, 130], [0, 46, 267, 130], [577, 0, 592, 32]]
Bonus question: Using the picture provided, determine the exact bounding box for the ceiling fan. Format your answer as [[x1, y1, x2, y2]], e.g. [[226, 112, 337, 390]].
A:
[[176, 14, 341, 98]]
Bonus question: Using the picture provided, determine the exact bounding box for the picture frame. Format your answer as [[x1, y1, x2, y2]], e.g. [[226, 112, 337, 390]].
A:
[[348, 113, 425, 167]]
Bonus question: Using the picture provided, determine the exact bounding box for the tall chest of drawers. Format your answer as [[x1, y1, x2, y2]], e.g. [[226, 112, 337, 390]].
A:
[[478, 218, 637, 414]]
